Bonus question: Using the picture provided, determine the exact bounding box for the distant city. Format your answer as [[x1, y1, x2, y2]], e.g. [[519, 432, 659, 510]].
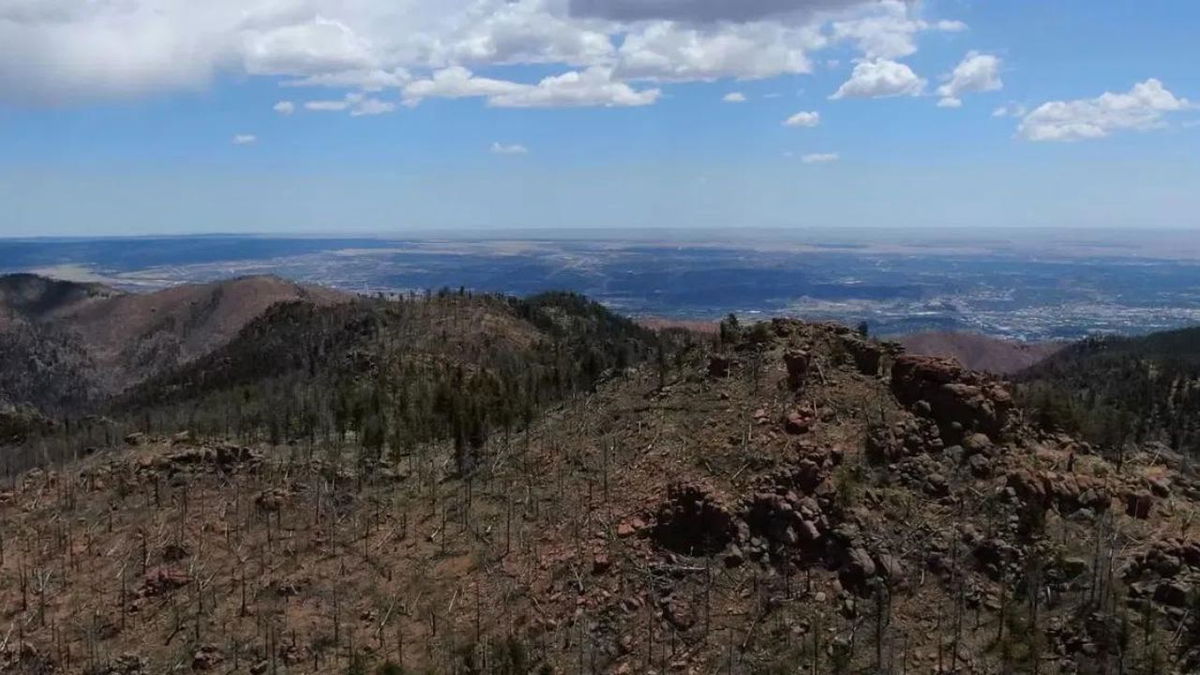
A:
[[3, 230, 1200, 341]]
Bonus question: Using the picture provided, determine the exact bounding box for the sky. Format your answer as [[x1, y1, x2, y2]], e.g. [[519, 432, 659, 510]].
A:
[[0, 0, 1197, 236]]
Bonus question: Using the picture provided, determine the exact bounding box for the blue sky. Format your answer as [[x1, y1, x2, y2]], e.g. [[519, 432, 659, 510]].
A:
[[0, 0, 1197, 236]]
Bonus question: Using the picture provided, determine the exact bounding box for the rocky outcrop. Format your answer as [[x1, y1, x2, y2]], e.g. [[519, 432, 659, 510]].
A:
[[652, 482, 739, 555], [841, 336, 884, 376], [891, 355, 1014, 440], [784, 350, 811, 390]]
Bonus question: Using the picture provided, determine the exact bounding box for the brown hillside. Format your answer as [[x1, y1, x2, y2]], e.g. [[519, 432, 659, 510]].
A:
[[897, 331, 1065, 374], [0, 274, 122, 329], [4, 317, 1198, 673], [0, 274, 353, 410], [60, 275, 351, 385]]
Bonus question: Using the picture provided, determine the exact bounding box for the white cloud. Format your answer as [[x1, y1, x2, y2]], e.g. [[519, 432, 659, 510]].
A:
[[992, 102, 1026, 118], [783, 110, 820, 127], [723, 92, 747, 103], [232, 134, 257, 145], [830, 59, 924, 99], [936, 51, 1002, 108], [350, 98, 396, 116], [304, 92, 396, 115], [491, 142, 529, 154], [0, 0, 966, 107], [830, 1, 966, 60], [402, 67, 526, 105], [242, 17, 377, 77], [282, 69, 411, 91], [614, 21, 822, 82], [1018, 79, 1191, 142], [568, 0, 870, 23], [801, 152, 839, 163], [273, 100, 296, 115], [405, 65, 659, 108], [490, 67, 661, 108]]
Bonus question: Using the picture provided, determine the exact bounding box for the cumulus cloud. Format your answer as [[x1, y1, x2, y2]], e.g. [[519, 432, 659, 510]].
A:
[[723, 92, 747, 102], [1018, 79, 1191, 142], [0, 0, 965, 108], [830, 59, 924, 99], [273, 101, 296, 115], [491, 142, 529, 154], [801, 152, 838, 163], [936, 51, 1002, 108], [404, 66, 659, 108], [783, 110, 820, 127], [614, 21, 822, 81], [830, 1, 966, 60], [282, 69, 410, 91], [232, 134, 257, 145], [567, 0, 869, 23]]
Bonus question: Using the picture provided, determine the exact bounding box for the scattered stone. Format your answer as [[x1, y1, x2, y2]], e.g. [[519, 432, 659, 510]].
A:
[[724, 545, 745, 568], [255, 488, 290, 513], [784, 410, 814, 435], [1126, 491, 1154, 519], [1154, 580, 1191, 608], [141, 567, 191, 597], [707, 356, 733, 378], [161, 542, 191, 562], [192, 645, 223, 671], [967, 454, 992, 478]]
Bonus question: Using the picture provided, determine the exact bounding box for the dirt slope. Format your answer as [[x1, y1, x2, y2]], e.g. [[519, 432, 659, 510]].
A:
[[897, 331, 1065, 374], [0, 274, 352, 409]]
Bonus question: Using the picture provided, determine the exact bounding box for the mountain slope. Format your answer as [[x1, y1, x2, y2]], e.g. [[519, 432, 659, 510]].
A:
[[0, 274, 351, 413], [0, 273, 121, 329], [114, 290, 665, 469], [1016, 324, 1200, 453], [897, 331, 1064, 374], [6, 310, 1200, 673]]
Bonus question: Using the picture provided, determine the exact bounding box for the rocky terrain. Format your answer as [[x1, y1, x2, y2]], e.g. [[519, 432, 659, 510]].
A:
[[3, 300, 1200, 673]]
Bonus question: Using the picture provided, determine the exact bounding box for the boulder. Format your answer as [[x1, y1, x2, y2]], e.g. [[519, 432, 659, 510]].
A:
[[784, 351, 811, 390], [841, 337, 883, 376], [1126, 491, 1154, 519], [1154, 581, 1191, 608], [707, 356, 733, 378], [890, 355, 1012, 438], [652, 483, 737, 555]]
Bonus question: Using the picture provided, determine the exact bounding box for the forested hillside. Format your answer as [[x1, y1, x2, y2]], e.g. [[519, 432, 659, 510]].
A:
[[1016, 325, 1200, 455], [112, 289, 667, 474]]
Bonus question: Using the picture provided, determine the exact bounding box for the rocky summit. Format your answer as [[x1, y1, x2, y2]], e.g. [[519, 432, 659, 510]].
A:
[[2, 298, 1200, 674]]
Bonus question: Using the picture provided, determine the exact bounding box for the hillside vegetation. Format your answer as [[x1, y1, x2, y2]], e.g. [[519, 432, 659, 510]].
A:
[[1016, 325, 1200, 456]]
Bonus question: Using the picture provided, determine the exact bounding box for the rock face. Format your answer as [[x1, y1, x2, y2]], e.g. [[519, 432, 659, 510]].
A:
[[841, 336, 884, 376], [890, 355, 1013, 440]]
